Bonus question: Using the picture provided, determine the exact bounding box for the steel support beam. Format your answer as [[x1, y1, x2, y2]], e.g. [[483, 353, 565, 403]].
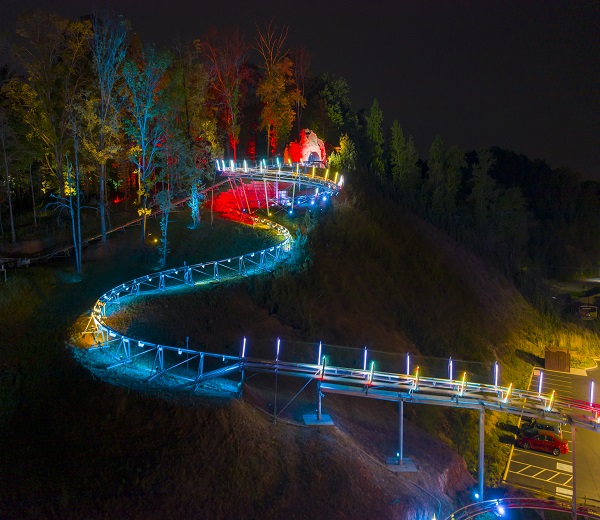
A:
[[399, 399, 404, 463], [479, 408, 485, 501], [572, 425, 577, 520], [317, 380, 322, 421]]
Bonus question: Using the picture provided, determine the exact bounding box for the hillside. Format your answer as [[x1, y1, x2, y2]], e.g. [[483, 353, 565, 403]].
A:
[[1, 185, 596, 518]]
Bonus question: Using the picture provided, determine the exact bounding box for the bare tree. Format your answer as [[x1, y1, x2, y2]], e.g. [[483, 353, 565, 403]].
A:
[[291, 45, 311, 133], [88, 12, 129, 243], [254, 21, 304, 158], [122, 45, 170, 243], [196, 28, 248, 161]]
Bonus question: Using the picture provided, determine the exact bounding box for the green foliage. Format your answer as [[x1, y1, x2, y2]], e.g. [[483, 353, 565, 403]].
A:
[[328, 134, 357, 173], [256, 57, 303, 155], [467, 149, 497, 232], [14, 11, 93, 196], [427, 136, 465, 219], [365, 98, 385, 178], [389, 120, 421, 206]]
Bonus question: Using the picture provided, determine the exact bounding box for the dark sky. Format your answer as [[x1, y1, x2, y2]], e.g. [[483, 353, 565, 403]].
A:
[[2, 0, 599, 179]]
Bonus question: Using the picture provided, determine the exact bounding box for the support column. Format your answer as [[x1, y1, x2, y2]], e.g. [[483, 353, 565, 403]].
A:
[[317, 380, 322, 421], [478, 408, 485, 501], [572, 425, 577, 520], [399, 399, 404, 463]]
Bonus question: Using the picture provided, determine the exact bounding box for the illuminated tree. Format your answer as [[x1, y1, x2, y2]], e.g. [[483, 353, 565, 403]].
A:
[[255, 21, 304, 157], [171, 43, 214, 229], [122, 45, 170, 243], [13, 11, 92, 196], [45, 114, 85, 274], [328, 133, 356, 173], [365, 98, 385, 178], [291, 45, 310, 133], [196, 28, 248, 161], [86, 12, 129, 243]]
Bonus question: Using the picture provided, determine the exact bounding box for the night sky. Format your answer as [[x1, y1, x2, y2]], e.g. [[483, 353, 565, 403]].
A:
[[2, 0, 599, 180]]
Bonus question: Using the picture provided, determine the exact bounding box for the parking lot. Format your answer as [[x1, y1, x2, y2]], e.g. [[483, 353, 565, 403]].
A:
[[503, 368, 600, 504]]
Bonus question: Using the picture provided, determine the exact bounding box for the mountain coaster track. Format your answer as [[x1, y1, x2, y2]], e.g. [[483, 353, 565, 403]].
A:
[[76, 162, 600, 516]]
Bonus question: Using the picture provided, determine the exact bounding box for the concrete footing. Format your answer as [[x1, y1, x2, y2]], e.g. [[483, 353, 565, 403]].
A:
[[303, 413, 334, 426], [385, 456, 417, 472]]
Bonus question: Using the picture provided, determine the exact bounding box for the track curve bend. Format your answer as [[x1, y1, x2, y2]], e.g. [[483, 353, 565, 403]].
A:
[[79, 164, 600, 434]]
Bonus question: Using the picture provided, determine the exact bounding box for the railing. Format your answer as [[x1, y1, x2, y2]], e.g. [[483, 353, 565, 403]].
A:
[[81, 165, 600, 434], [446, 497, 600, 519]]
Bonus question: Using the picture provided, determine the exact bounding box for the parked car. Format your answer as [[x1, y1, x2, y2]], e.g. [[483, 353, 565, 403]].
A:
[[520, 418, 562, 437], [516, 430, 568, 456]]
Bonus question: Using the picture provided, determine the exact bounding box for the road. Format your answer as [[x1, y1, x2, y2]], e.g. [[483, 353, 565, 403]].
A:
[[504, 366, 600, 506]]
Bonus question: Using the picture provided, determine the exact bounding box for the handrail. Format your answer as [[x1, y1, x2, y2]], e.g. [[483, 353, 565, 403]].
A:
[[446, 497, 600, 519], [80, 165, 600, 434]]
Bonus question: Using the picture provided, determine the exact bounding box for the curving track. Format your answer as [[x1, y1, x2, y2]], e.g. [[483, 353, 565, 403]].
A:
[[82, 163, 599, 433], [445, 497, 600, 519], [78, 162, 600, 513]]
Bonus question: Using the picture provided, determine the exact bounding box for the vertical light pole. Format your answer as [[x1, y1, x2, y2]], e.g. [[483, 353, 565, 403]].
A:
[[538, 371, 544, 396], [448, 357, 453, 381], [406, 353, 410, 376], [494, 362, 499, 388]]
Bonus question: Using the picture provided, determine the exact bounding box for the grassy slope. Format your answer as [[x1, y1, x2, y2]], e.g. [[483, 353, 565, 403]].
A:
[[0, 212, 459, 519], [2, 190, 596, 518]]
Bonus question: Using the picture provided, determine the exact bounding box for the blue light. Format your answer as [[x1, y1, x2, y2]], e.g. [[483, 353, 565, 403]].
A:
[[322, 196, 327, 202], [310, 200, 315, 205], [289, 210, 293, 215], [496, 504, 505, 516]]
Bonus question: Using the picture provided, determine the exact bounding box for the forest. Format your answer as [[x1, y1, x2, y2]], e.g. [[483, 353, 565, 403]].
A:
[[1, 10, 599, 289]]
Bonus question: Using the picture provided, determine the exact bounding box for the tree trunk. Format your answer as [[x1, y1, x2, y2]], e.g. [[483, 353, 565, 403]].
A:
[[1, 131, 16, 244], [141, 193, 147, 243], [29, 164, 37, 228], [99, 162, 107, 243]]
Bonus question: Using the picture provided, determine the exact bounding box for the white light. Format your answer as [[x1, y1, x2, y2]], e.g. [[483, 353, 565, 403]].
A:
[[317, 341, 322, 365], [591, 380, 595, 406], [363, 347, 368, 371], [538, 371, 544, 396], [497, 504, 505, 516], [322, 196, 327, 202], [494, 362, 499, 387], [178, 349, 182, 355], [406, 353, 410, 376], [242, 337, 246, 358], [276, 338, 280, 361], [448, 358, 453, 380]]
